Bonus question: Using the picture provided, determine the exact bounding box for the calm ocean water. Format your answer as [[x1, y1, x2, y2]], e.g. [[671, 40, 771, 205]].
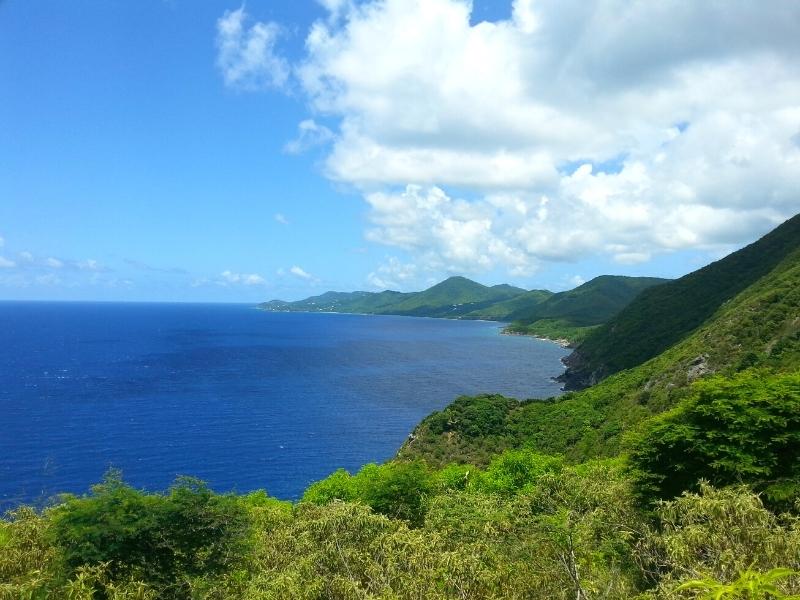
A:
[[0, 302, 567, 507]]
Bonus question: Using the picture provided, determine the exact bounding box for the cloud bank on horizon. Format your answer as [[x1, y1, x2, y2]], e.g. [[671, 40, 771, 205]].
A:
[[217, 0, 800, 288]]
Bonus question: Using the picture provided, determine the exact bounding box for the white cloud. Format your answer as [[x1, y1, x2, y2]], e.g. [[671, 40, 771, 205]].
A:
[[569, 275, 586, 288], [284, 119, 334, 154], [0, 256, 15, 268], [216, 6, 289, 90], [274, 213, 290, 225], [0, 235, 4, 247], [220, 270, 267, 286], [45, 257, 64, 268], [289, 0, 800, 275], [220, 1, 800, 278], [289, 265, 314, 280], [243, 274, 266, 285], [367, 257, 417, 290]]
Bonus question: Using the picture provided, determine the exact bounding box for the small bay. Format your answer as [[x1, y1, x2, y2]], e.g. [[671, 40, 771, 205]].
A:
[[0, 302, 566, 508]]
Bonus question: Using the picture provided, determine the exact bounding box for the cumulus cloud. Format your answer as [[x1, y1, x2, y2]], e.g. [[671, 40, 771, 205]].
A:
[[216, 6, 289, 90], [289, 265, 314, 280], [274, 213, 290, 225], [366, 257, 418, 290], [0, 256, 15, 268], [228, 0, 800, 277], [220, 270, 267, 286]]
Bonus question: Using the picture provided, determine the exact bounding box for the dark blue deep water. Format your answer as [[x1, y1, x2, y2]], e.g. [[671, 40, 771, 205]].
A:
[[0, 302, 567, 507]]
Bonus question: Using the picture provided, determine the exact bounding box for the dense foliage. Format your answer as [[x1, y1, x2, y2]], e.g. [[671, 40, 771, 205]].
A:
[[259, 274, 665, 328], [47, 473, 248, 595], [2, 457, 799, 598], [565, 213, 800, 388], [508, 275, 668, 326], [4, 217, 799, 597], [402, 239, 800, 467], [503, 318, 599, 345], [260, 276, 528, 319], [631, 370, 800, 505]]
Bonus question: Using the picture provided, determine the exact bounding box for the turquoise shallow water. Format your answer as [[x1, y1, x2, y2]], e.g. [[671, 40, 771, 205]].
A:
[[0, 302, 567, 507]]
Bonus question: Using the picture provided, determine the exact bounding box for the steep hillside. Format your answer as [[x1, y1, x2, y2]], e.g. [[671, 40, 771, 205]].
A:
[[560, 214, 800, 389], [510, 276, 668, 325], [500, 276, 668, 345], [462, 289, 553, 320], [399, 243, 800, 467]]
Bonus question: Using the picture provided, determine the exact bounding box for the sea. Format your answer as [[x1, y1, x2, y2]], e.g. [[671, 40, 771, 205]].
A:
[[0, 302, 567, 508]]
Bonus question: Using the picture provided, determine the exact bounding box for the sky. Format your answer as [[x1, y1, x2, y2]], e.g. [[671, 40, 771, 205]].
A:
[[1, 0, 799, 302]]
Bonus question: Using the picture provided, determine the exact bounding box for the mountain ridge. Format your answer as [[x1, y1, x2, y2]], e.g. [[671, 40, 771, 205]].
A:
[[559, 213, 800, 389], [400, 225, 800, 468], [259, 274, 669, 336]]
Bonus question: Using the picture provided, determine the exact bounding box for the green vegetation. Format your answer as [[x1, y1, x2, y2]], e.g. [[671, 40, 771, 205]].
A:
[[509, 275, 668, 325], [377, 276, 526, 317], [3, 459, 799, 598], [631, 370, 800, 505], [4, 216, 800, 597], [259, 276, 527, 319], [461, 288, 553, 319], [503, 318, 600, 345], [563, 213, 800, 389], [402, 234, 800, 467], [259, 275, 666, 339]]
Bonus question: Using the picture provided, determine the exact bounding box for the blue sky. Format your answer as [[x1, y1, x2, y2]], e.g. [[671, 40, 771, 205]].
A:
[[1, 1, 798, 301]]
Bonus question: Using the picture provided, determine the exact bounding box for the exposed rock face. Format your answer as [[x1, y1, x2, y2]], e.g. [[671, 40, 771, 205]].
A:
[[686, 353, 711, 381], [555, 350, 606, 391]]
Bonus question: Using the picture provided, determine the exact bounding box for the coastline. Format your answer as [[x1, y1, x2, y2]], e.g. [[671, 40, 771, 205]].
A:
[[257, 305, 575, 350], [499, 327, 574, 348]]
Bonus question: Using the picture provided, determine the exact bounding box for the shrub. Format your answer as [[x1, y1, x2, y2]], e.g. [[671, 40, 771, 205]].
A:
[[630, 370, 800, 503], [48, 472, 248, 597]]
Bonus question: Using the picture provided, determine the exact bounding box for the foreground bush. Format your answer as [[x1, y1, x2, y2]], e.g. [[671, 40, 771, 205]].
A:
[[640, 484, 800, 598], [48, 472, 248, 598], [631, 370, 800, 504]]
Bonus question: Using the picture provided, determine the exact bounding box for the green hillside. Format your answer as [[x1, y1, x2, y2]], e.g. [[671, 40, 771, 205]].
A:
[[5, 221, 800, 598], [260, 276, 533, 320], [462, 289, 553, 319], [499, 275, 668, 344], [400, 242, 800, 471], [510, 275, 668, 325], [260, 275, 666, 341], [378, 277, 526, 318], [561, 213, 800, 389], [259, 289, 412, 314]]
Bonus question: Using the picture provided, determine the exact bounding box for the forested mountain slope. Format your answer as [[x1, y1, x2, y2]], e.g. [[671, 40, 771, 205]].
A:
[[509, 275, 668, 325], [400, 242, 800, 468], [376, 277, 526, 317], [560, 213, 800, 389], [260, 275, 666, 331]]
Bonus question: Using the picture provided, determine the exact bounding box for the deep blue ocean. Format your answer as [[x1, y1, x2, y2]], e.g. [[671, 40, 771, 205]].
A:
[[0, 302, 567, 508]]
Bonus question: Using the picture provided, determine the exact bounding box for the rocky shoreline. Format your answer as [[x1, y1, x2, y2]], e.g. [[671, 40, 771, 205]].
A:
[[500, 327, 573, 348]]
